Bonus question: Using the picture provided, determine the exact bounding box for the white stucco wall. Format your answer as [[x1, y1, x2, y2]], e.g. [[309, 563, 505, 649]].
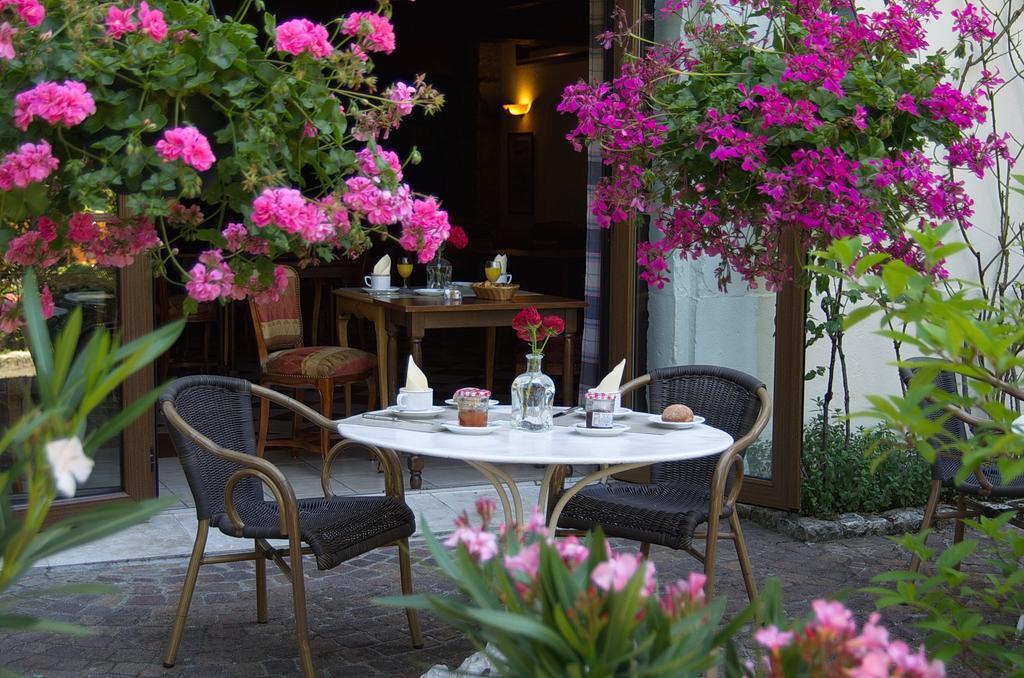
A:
[[646, 0, 1024, 423]]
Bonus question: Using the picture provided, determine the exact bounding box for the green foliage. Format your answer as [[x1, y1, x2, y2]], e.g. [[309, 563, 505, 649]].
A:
[[800, 406, 932, 517], [866, 513, 1024, 674], [0, 268, 180, 646]]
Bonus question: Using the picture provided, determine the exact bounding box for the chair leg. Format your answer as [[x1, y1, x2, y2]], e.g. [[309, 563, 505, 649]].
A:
[[292, 389, 303, 457], [730, 512, 758, 603], [343, 383, 353, 419], [164, 520, 209, 668], [288, 537, 315, 678], [257, 393, 270, 458], [398, 538, 424, 648], [256, 540, 268, 623], [910, 479, 942, 573], [318, 379, 334, 458], [639, 542, 651, 560], [702, 513, 720, 602], [367, 373, 377, 411], [953, 493, 967, 571]]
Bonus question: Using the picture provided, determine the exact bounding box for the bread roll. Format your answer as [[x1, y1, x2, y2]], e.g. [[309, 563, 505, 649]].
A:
[[661, 404, 694, 422]]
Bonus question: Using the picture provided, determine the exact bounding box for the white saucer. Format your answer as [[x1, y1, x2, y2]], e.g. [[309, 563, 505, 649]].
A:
[[444, 398, 500, 408], [575, 407, 633, 419], [363, 286, 400, 294], [385, 405, 446, 419], [413, 288, 444, 296], [441, 423, 503, 435], [573, 423, 629, 437], [648, 414, 705, 429]]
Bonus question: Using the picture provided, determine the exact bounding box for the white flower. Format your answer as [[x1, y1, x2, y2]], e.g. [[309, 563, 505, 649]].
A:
[[44, 437, 93, 498]]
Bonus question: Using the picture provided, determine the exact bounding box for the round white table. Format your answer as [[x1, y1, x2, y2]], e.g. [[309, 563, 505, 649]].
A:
[[337, 408, 733, 530]]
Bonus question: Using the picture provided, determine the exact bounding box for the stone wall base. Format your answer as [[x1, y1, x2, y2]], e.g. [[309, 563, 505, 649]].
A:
[[737, 504, 925, 542]]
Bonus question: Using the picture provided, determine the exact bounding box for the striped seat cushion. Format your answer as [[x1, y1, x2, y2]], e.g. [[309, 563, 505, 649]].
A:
[[265, 346, 375, 379]]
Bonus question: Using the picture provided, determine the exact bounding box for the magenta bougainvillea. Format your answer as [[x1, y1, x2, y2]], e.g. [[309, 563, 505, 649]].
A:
[[0, 0, 449, 331], [560, 0, 1014, 290]]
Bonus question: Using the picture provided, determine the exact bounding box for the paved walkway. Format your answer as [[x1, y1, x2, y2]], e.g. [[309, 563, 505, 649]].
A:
[[3, 517, 969, 677]]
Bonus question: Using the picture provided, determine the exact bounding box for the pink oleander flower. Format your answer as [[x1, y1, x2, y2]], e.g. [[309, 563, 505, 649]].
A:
[[105, 6, 137, 39], [554, 535, 589, 568], [67, 212, 99, 243], [275, 18, 332, 59], [0, 140, 59, 190], [0, 21, 17, 59], [522, 507, 549, 537], [386, 82, 416, 116], [138, 2, 167, 42], [399, 196, 450, 263], [155, 126, 216, 171], [504, 543, 540, 580], [952, 3, 996, 42], [811, 599, 857, 636], [341, 11, 395, 54], [755, 625, 795, 651], [13, 80, 96, 130], [444, 525, 498, 562], [591, 553, 655, 596]]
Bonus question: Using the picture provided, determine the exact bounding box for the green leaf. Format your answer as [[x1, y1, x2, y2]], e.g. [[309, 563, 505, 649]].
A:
[[20, 269, 54, 404], [0, 615, 91, 636], [462, 608, 576, 658]]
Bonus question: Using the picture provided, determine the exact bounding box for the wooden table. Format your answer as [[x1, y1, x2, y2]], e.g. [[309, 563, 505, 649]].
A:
[[333, 288, 585, 408]]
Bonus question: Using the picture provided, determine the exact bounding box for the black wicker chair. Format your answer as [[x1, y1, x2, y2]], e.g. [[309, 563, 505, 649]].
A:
[[548, 365, 771, 602], [159, 375, 421, 678], [898, 357, 1024, 572]]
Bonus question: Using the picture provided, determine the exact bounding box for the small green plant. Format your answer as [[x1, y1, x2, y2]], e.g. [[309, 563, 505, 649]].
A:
[[800, 406, 932, 517], [866, 513, 1024, 674]]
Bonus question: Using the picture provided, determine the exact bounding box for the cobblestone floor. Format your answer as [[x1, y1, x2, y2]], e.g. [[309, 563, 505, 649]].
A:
[[1, 520, 971, 677]]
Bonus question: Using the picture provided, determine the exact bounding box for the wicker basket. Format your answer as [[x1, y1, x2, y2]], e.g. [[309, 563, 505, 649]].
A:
[[471, 283, 519, 301]]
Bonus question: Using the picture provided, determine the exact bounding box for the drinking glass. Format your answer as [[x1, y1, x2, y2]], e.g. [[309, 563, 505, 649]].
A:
[[484, 260, 501, 283], [397, 257, 413, 289]]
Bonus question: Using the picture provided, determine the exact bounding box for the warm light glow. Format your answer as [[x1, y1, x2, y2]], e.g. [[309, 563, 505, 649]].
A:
[[502, 102, 532, 116]]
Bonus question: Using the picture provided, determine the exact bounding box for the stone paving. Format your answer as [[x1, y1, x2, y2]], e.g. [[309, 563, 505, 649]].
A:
[[1, 518, 979, 677]]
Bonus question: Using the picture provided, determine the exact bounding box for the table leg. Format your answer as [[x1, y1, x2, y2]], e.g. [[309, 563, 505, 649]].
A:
[[563, 330, 576, 406], [485, 327, 496, 393], [410, 334, 423, 366], [387, 323, 399, 402], [374, 314, 389, 408], [407, 454, 424, 490], [546, 462, 649, 532]]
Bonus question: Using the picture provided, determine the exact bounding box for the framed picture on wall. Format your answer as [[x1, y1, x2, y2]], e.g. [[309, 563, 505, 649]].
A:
[[507, 132, 534, 215]]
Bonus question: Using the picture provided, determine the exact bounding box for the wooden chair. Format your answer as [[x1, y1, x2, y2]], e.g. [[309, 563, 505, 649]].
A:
[[249, 266, 377, 457], [546, 365, 771, 602], [159, 376, 421, 677]]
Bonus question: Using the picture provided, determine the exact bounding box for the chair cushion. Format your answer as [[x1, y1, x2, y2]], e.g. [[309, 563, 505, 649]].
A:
[[265, 346, 375, 380], [212, 495, 415, 570], [557, 481, 731, 551]]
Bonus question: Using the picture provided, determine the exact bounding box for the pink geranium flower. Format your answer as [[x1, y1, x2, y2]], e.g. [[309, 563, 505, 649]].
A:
[[341, 11, 396, 54], [138, 2, 167, 42], [105, 6, 137, 39], [13, 81, 96, 130], [399, 197, 450, 263], [67, 212, 99, 243], [13, 0, 44, 27], [0, 21, 17, 59], [0, 140, 59, 190], [275, 18, 333, 59], [155, 126, 216, 171], [251, 187, 333, 243]]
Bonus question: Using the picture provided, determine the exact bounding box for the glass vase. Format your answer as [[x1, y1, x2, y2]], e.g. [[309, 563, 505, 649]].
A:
[[426, 253, 452, 289], [510, 353, 555, 432]]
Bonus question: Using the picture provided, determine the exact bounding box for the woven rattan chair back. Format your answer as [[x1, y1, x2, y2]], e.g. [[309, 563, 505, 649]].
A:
[[160, 375, 263, 520], [898, 357, 970, 485], [644, 365, 766, 486]]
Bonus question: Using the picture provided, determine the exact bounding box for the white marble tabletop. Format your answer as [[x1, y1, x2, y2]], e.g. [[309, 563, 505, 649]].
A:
[[337, 407, 733, 466]]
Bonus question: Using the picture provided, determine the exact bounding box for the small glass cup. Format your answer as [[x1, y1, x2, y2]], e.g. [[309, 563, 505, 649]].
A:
[[484, 261, 501, 283], [454, 387, 491, 427], [584, 390, 617, 429], [397, 256, 413, 289]]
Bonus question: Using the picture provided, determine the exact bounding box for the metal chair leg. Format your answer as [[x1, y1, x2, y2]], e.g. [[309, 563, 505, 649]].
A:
[[257, 394, 270, 458], [953, 493, 967, 571], [398, 538, 424, 648], [639, 542, 651, 560], [702, 514, 720, 602], [164, 520, 209, 668], [255, 540, 268, 623], [730, 512, 758, 602], [910, 480, 942, 573], [288, 536, 315, 678]]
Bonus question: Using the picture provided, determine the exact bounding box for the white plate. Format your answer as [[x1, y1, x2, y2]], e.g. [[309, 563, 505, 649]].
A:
[[573, 423, 629, 436], [648, 414, 705, 429], [384, 405, 446, 419], [575, 407, 633, 419], [413, 288, 444, 296], [444, 398, 500, 408], [441, 423, 503, 435], [363, 286, 400, 294]]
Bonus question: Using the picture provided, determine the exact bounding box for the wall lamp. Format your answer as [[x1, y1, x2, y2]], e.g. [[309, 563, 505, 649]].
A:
[[502, 102, 532, 116]]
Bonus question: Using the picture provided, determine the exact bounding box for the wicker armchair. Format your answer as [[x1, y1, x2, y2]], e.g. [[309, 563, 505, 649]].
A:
[[898, 357, 1024, 572], [548, 365, 771, 602], [159, 375, 421, 678]]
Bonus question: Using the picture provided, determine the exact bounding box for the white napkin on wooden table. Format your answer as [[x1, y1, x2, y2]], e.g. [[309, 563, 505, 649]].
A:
[[373, 254, 391, 275], [405, 356, 429, 391]]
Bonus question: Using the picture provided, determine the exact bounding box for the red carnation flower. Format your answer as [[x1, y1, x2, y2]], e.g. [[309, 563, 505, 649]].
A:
[[447, 225, 469, 249]]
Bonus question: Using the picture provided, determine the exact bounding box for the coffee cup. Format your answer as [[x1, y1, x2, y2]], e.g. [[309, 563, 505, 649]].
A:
[[497, 273, 513, 284], [364, 274, 391, 290], [396, 387, 433, 411]]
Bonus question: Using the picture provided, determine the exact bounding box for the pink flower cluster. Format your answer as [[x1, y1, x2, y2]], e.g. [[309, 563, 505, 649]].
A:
[[275, 18, 332, 59], [399, 197, 451, 263], [922, 83, 988, 130], [386, 82, 416, 116], [3, 213, 160, 270], [444, 497, 500, 562], [946, 133, 1014, 179], [355, 147, 403, 180], [952, 3, 996, 42], [105, 3, 166, 42], [738, 84, 820, 132], [0, 0, 43, 27], [4, 217, 60, 267], [85, 217, 161, 267], [0, 285, 52, 335], [697, 109, 767, 172], [591, 553, 656, 596], [13, 80, 96, 130], [155, 126, 216, 171], [341, 11, 395, 54], [753, 603, 945, 677], [184, 250, 289, 304], [0, 140, 58, 190], [221, 222, 269, 256], [251, 187, 333, 243]]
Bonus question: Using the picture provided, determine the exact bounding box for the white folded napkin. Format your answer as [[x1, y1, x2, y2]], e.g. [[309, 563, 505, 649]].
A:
[[373, 254, 391, 275], [594, 358, 626, 393], [405, 356, 429, 391], [494, 253, 507, 275]]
